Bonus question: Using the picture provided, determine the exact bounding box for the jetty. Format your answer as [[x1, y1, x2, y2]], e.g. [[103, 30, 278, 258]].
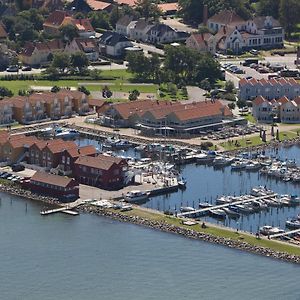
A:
[[40, 199, 84, 216], [178, 194, 277, 217], [270, 228, 300, 239]]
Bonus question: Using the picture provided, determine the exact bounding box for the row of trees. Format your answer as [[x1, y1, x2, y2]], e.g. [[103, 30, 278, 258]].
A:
[[126, 46, 222, 86], [43, 51, 90, 79]]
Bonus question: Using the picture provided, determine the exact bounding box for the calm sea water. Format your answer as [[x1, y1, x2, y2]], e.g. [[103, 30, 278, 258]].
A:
[[0, 193, 299, 300], [77, 137, 300, 232]]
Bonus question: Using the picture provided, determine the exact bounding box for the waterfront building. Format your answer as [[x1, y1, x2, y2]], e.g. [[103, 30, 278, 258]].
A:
[[25, 171, 79, 200], [59, 145, 97, 176], [252, 95, 300, 123], [3, 90, 91, 125], [239, 77, 300, 101], [74, 154, 128, 189], [98, 99, 244, 136]]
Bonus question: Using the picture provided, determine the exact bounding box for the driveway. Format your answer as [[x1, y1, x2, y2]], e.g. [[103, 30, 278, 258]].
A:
[[185, 86, 207, 102]]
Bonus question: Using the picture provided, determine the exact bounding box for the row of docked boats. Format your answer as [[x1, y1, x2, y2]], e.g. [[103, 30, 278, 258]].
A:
[[259, 160, 300, 183]]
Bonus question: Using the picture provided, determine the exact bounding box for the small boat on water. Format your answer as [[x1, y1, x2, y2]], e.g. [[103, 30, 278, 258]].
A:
[[259, 225, 285, 235], [231, 160, 247, 171], [178, 178, 187, 189], [55, 128, 80, 139], [290, 195, 300, 205], [180, 206, 196, 213], [245, 162, 261, 171], [222, 207, 240, 218], [209, 209, 226, 219], [234, 204, 254, 214], [286, 219, 300, 229], [196, 153, 214, 164], [124, 190, 150, 202], [199, 202, 213, 208]]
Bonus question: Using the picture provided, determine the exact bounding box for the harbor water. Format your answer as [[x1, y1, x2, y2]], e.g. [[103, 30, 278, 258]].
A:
[[77, 136, 300, 233], [0, 193, 299, 300]]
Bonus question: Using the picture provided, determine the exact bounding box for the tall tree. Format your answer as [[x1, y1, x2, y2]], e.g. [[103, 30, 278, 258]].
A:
[[257, 0, 280, 19], [135, 0, 161, 20], [71, 51, 89, 74], [60, 24, 79, 41], [279, 0, 300, 37], [52, 53, 71, 74]]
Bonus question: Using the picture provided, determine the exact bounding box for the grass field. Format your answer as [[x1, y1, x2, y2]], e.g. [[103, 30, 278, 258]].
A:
[[120, 208, 300, 256]]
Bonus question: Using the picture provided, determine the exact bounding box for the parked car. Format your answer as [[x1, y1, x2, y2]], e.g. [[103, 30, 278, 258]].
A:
[[6, 65, 19, 72], [12, 164, 25, 172], [233, 68, 244, 74], [250, 49, 259, 56], [21, 66, 32, 71]]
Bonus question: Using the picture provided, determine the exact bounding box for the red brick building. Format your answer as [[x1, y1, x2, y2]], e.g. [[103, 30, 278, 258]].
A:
[[60, 145, 97, 175], [24, 171, 79, 201], [74, 154, 128, 190]]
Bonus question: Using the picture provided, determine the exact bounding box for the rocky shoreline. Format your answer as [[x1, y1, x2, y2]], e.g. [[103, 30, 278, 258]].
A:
[[79, 205, 300, 265], [1, 184, 299, 264], [0, 184, 60, 206]]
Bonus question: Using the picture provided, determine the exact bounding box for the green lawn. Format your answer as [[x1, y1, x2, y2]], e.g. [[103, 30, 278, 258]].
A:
[[243, 113, 256, 124], [221, 135, 265, 150], [278, 131, 298, 141], [120, 208, 300, 256]]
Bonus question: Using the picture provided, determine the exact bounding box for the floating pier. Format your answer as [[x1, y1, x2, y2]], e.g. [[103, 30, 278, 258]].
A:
[[178, 194, 277, 217]]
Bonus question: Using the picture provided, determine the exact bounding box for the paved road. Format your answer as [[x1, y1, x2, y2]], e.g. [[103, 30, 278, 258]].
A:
[[0, 63, 127, 76], [132, 41, 165, 56]]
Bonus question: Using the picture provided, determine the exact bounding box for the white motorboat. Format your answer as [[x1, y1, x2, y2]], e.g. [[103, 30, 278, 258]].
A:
[[259, 225, 284, 235], [55, 128, 80, 139], [124, 190, 150, 202], [209, 209, 226, 219], [180, 206, 196, 213], [245, 162, 261, 171], [231, 160, 247, 170], [196, 153, 214, 164], [222, 207, 240, 218], [178, 178, 187, 189], [286, 219, 300, 229]]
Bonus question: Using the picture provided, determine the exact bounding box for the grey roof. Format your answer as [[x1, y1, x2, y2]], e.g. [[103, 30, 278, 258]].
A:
[[116, 15, 134, 27], [146, 23, 174, 36], [252, 16, 281, 29], [134, 18, 150, 30], [99, 31, 130, 46]]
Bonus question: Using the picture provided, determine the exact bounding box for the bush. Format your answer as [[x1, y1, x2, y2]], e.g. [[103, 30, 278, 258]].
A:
[[200, 141, 213, 150], [128, 89, 140, 101], [78, 85, 90, 95], [0, 86, 13, 98], [51, 85, 61, 93]]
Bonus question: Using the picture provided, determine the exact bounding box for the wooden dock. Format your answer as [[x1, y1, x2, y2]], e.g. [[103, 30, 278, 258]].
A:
[[40, 199, 84, 216], [270, 228, 300, 239], [178, 194, 277, 217]]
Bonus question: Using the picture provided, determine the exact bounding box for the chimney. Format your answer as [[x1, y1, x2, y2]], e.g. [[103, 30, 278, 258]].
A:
[[203, 5, 208, 26]]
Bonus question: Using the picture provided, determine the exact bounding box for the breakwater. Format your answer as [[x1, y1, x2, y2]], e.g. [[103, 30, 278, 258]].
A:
[[79, 205, 300, 265], [1, 183, 300, 264]]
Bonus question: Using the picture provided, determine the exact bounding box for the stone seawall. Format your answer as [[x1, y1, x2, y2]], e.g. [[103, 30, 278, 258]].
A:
[[79, 205, 300, 265]]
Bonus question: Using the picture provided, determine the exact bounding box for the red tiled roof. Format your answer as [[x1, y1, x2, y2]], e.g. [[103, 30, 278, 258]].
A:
[[66, 145, 97, 158], [89, 99, 106, 107], [277, 96, 289, 104], [31, 171, 75, 187], [75, 154, 124, 170], [85, 0, 112, 10], [46, 140, 77, 154], [72, 18, 94, 32], [240, 77, 300, 87], [253, 96, 267, 105], [20, 40, 64, 57], [189, 32, 212, 47], [0, 22, 8, 39], [115, 0, 136, 7], [157, 2, 179, 13], [44, 10, 68, 27]]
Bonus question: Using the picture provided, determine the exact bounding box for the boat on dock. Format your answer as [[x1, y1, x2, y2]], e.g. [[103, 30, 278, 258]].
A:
[[124, 190, 150, 202], [209, 209, 226, 219], [55, 128, 80, 139], [178, 178, 187, 189], [245, 162, 261, 171], [234, 204, 254, 214], [231, 160, 246, 171], [259, 225, 284, 235], [286, 219, 300, 229], [199, 202, 213, 208], [222, 207, 240, 218], [180, 206, 196, 213]]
